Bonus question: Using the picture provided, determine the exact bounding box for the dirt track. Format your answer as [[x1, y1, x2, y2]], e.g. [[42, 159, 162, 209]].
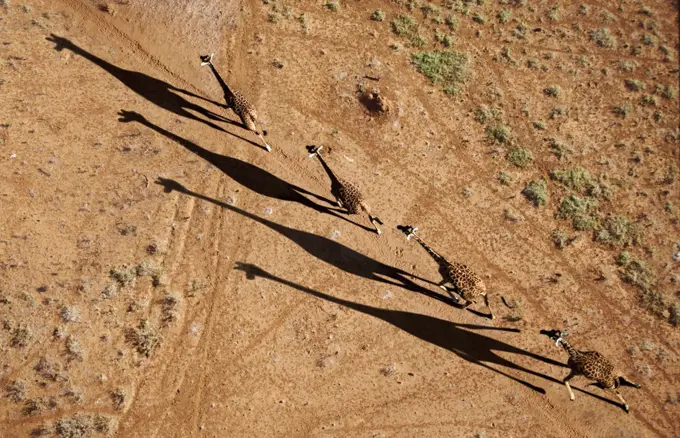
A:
[[1, 1, 679, 437]]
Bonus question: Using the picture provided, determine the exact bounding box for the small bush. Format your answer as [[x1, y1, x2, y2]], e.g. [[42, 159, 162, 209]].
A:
[[613, 103, 631, 117], [392, 15, 426, 47], [616, 251, 632, 266], [552, 229, 573, 249], [522, 179, 548, 206], [550, 167, 600, 195], [126, 319, 161, 358], [411, 50, 471, 95], [670, 304, 680, 326], [641, 94, 657, 106], [370, 10, 385, 21], [507, 147, 533, 168], [474, 106, 501, 124], [65, 336, 83, 361], [445, 15, 459, 31], [498, 171, 513, 186], [472, 13, 486, 24], [590, 28, 616, 48], [56, 414, 93, 438], [110, 265, 138, 286], [619, 61, 638, 72], [621, 258, 655, 291], [5, 380, 28, 403], [325, 1, 339, 12], [596, 216, 642, 247], [547, 5, 560, 21], [557, 195, 600, 231], [485, 124, 511, 144], [497, 9, 511, 23], [533, 121, 546, 130], [624, 79, 645, 91], [543, 85, 561, 97], [655, 84, 677, 99], [10, 325, 31, 348]]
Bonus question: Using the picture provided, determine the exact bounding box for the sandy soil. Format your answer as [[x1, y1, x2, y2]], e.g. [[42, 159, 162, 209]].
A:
[[1, 0, 679, 437]]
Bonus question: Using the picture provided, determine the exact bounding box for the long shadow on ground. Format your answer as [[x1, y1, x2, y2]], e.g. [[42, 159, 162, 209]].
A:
[[118, 110, 379, 233], [152, 174, 459, 309], [233, 262, 622, 409], [46, 34, 262, 149]]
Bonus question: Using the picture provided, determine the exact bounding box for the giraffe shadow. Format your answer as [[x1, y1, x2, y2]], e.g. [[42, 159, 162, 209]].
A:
[[45, 34, 260, 149], [118, 110, 378, 233], [233, 263, 625, 409], [233, 263, 558, 393], [152, 175, 454, 305]]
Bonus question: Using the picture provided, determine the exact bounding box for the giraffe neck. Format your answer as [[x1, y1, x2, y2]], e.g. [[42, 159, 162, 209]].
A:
[[207, 62, 236, 104], [410, 234, 447, 267], [559, 339, 580, 359], [314, 151, 342, 188]]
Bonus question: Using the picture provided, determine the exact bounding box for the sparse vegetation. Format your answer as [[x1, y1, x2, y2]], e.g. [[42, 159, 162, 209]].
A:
[[547, 5, 560, 21], [161, 293, 180, 325], [507, 147, 533, 168], [485, 124, 511, 144], [110, 265, 138, 286], [10, 325, 31, 348], [471, 13, 485, 24], [411, 50, 470, 95], [641, 94, 657, 106], [65, 336, 84, 361], [551, 229, 573, 249], [616, 251, 632, 266], [23, 397, 57, 416], [543, 85, 561, 97], [557, 195, 600, 231], [60, 305, 80, 323], [445, 15, 459, 32], [613, 103, 631, 117], [624, 79, 645, 92], [370, 10, 385, 21], [550, 167, 602, 196], [656, 84, 676, 100], [392, 15, 426, 47], [595, 216, 642, 247], [497, 9, 511, 24], [619, 61, 638, 72], [325, 1, 339, 12], [522, 179, 548, 206], [498, 171, 513, 186], [111, 388, 125, 410], [5, 379, 27, 403], [56, 413, 94, 438], [589, 28, 616, 48], [533, 121, 546, 130], [474, 106, 501, 125], [126, 319, 161, 358]]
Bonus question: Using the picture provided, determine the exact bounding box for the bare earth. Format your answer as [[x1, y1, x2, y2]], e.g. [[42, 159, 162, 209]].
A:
[[1, 0, 679, 437]]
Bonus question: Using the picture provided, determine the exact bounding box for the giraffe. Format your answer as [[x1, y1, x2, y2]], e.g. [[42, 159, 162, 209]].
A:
[[307, 145, 383, 235], [540, 329, 641, 413], [397, 225, 494, 319], [200, 53, 271, 152]]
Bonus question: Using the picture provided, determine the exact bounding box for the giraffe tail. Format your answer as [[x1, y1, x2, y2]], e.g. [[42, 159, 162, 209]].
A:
[[200, 53, 214, 66]]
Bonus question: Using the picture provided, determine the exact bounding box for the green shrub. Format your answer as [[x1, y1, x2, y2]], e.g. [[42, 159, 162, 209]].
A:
[[485, 124, 511, 144], [557, 195, 600, 231], [624, 79, 645, 91], [411, 50, 471, 95], [595, 216, 641, 247], [590, 28, 616, 48], [498, 9, 511, 24], [522, 179, 548, 206], [507, 147, 533, 168], [392, 15, 426, 47], [325, 1, 340, 12], [370, 10, 385, 21], [543, 85, 561, 97]]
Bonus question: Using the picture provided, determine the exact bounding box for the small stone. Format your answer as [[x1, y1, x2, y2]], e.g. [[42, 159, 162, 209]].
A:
[[335, 71, 348, 80], [264, 208, 273, 215], [382, 290, 392, 299], [330, 231, 340, 240]]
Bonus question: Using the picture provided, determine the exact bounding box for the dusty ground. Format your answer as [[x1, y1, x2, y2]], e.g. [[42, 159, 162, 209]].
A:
[[1, 0, 679, 437]]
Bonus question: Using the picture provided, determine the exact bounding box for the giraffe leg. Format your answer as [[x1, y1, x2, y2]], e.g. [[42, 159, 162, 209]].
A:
[[255, 131, 271, 152], [618, 375, 641, 388], [563, 371, 577, 401], [368, 214, 382, 235], [611, 389, 630, 413], [483, 293, 495, 320], [438, 279, 450, 292]]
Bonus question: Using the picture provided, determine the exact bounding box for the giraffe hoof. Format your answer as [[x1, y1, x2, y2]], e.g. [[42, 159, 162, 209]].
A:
[[265, 144, 272, 152], [200, 53, 214, 66], [489, 314, 495, 320], [624, 405, 630, 413]]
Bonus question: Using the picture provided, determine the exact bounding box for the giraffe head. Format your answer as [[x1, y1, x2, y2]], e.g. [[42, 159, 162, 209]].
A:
[[200, 53, 214, 66], [307, 145, 323, 158], [540, 329, 568, 347], [396, 225, 418, 240]]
